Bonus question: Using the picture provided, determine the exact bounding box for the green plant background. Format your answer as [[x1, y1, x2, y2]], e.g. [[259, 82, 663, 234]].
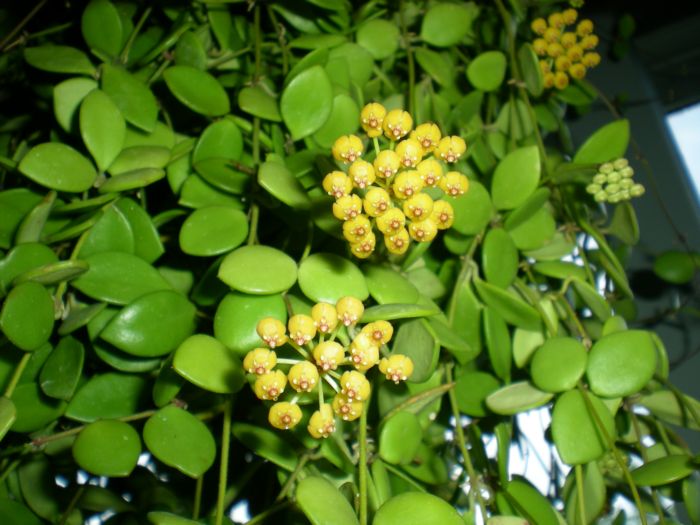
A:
[[0, 1, 698, 524]]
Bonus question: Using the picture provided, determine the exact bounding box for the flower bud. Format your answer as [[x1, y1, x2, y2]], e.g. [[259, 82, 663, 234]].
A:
[[531, 18, 547, 35], [544, 27, 561, 43], [332, 194, 363, 221], [243, 348, 277, 375], [336, 296, 364, 326], [350, 232, 376, 259], [311, 302, 338, 334], [533, 38, 548, 56], [569, 63, 586, 80], [373, 150, 401, 178], [332, 135, 363, 163], [630, 184, 645, 197], [555, 56, 572, 72], [288, 314, 317, 345], [254, 370, 287, 400], [436, 136, 467, 163], [313, 341, 345, 371], [392, 170, 424, 199], [376, 208, 406, 235], [560, 32, 577, 49], [553, 71, 569, 90], [576, 19, 594, 37], [363, 187, 392, 217], [431, 200, 455, 229], [547, 43, 565, 58], [308, 404, 336, 438], [566, 44, 584, 62], [361, 320, 394, 345], [349, 333, 380, 371], [403, 193, 434, 222], [439, 171, 469, 197], [379, 354, 414, 383], [562, 8, 578, 25], [256, 317, 287, 348], [343, 214, 372, 243], [410, 123, 441, 153], [323, 171, 353, 199], [408, 218, 438, 242], [384, 228, 410, 255], [580, 34, 599, 50], [332, 393, 363, 421], [613, 158, 629, 170], [360, 102, 387, 138], [383, 109, 413, 140], [349, 159, 376, 189], [548, 12, 565, 29], [340, 370, 371, 401], [582, 52, 601, 68], [288, 361, 320, 393], [268, 402, 302, 430], [395, 138, 424, 168]]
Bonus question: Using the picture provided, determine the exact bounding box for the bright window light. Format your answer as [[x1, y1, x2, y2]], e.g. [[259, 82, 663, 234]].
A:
[[667, 103, 700, 202]]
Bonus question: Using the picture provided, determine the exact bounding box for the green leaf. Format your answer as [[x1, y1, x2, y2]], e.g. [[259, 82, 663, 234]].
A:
[[100, 290, 196, 357], [179, 206, 248, 256], [173, 334, 245, 393], [258, 159, 311, 210], [163, 66, 230, 117], [232, 422, 298, 471], [193, 118, 243, 163], [297, 476, 359, 525], [238, 86, 281, 121], [214, 292, 287, 356], [364, 264, 419, 305], [54, 77, 99, 133], [532, 261, 587, 282], [0, 397, 17, 442], [482, 228, 518, 288], [454, 371, 500, 417], [379, 411, 422, 465], [448, 181, 493, 235], [0, 243, 57, 295], [571, 278, 612, 321], [486, 381, 553, 415], [508, 207, 556, 251], [218, 245, 297, 294], [72, 251, 172, 304], [530, 337, 587, 393], [653, 251, 696, 285], [414, 48, 454, 87], [297, 253, 368, 303], [392, 319, 436, 383], [425, 317, 477, 363], [280, 65, 333, 140], [374, 492, 464, 525], [421, 2, 478, 47], [114, 198, 164, 263], [102, 64, 158, 132], [631, 455, 695, 486], [518, 43, 544, 97], [491, 146, 541, 210], [174, 31, 207, 70], [24, 45, 96, 76], [328, 43, 374, 86], [193, 159, 248, 194], [14, 190, 57, 245], [361, 303, 439, 322], [467, 51, 506, 91], [564, 461, 606, 525], [474, 279, 541, 330], [586, 330, 656, 397], [357, 19, 399, 59], [11, 382, 67, 433], [73, 420, 141, 477], [290, 34, 346, 50], [66, 372, 147, 422], [608, 201, 639, 245], [19, 143, 97, 193], [81, 0, 123, 58], [312, 93, 360, 148], [573, 120, 630, 164], [78, 205, 134, 258], [484, 308, 511, 382], [0, 500, 43, 525], [148, 512, 201, 525], [0, 282, 54, 351], [551, 389, 615, 465], [17, 457, 63, 520], [108, 146, 170, 175], [144, 406, 216, 478], [637, 390, 700, 430], [39, 336, 84, 401], [504, 187, 551, 231], [506, 479, 559, 525]]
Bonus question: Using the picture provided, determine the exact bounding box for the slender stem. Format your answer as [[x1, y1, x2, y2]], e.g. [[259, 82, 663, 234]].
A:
[[215, 400, 232, 525], [247, 203, 259, 245], [557, 295, 589, 340], [59, 484, 85, 525], [276, 453, 309, 502], [446, 364, 488, 520], [4, 353, 32, 398], [193, 475, 203, 520], [359, 391, 370, 525], [575, 464, 586, 525], [398, 0, 415, 115], [0, 0, 49, 51], [577, 385, 647, 525], [655, 374, 700, 428], [245, 501, 293, 525], [120, 7, 152, 64], [382, 463, 427, 492], [629, 409, 667, 524], [266, 5, 289, 75]]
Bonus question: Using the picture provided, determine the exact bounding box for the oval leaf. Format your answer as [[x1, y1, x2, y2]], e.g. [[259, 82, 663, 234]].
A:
[[0, 282, 54, 351], [173, 334, 245, 393], [280, 65, 333, 140], [163, 66, 230, 117], [297, 253, 368, 303], [218, 245, 297, 294], [179, 206, 248, 256], [491, 146, 541, 210], [73, 420, 141, 477], [374, 492, 463, 525], [573, 120, 630, 164], [19, 143, 97, 193]]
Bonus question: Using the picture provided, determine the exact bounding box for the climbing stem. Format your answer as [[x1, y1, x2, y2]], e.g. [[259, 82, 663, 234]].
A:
[[575, 464, 586, 525], [398, 0, 415, 115], [3, 352, 32, 398], [193, 475, 204, 520], [215, 400, 232, 525], [119, 6, 152, 63], [359, 392, 370, 525]]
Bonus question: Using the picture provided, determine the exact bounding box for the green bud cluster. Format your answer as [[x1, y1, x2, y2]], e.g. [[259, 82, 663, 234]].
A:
[[585, 158, 645, 204]]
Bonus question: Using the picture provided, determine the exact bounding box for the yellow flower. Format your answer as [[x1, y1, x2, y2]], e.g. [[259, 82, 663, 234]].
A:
[[531, 18, 547, 35], [288, 314, 316, 345], [543, 72, 555, 89], [544, 27, 561, 44], [254, 370, 287, 400], [311, 302, 338, 334], [243, 348, 277, 375], [332, 393, 363, 421], [332, 194, 363, 221], [384, 228, 410, 254], [360, 102, 387, 138], [392, 170, 424, 199], [560, 32, 577, 49], [580, 34, 599, 50], [547, 12, 565, 29], [376, 208, 406, 235], [331, 135, 363, 163], [555, 55, 572, 72], [582, 52, 601, 68], [268, 402, 302, 430], [416, 158, 443, 187], [288, 361, 319, 393], [383, 109, 413, 140], [410, 123, 441, 154], [562, 8, 578, 25], [336, 296, 364, 326], [402, 193, 434, 222], [350, 231, 376, 259], [576, 19, 594, 37], [539, 60, 551, 75], [431, 200, 455, 230], [554, 71, 569, 90], [439, 171, 469, 196], [361, 320, 394, 345], [533, 38, 548, 56], [363, 187, 392, 217], [395, 138, 423, 168], [546, 42, 565, 58], [343, 214, 372, 243], [308, 404, 336, 438], [566, 44, 584, 62], [348, 159, 376, 189], [340, 370, 371, 401], [408, 218, 438, 242], [322, 171, 353, 199], [349, 333, 380, 371], [436, 136, 466, 163], [256, 317, 287, 349], [569, 63, 586, 80], [313, 340, 345, 371], [373, 149, 401, 179], [378, 354, 414, 383]]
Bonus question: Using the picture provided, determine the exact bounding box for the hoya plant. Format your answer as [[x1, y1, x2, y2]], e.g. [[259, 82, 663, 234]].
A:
[[0, 0, 698, 524]]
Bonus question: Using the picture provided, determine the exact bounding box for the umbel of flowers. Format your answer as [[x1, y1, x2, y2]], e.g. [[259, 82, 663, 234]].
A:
[[531, 7, 601, 90], [243, 297, 414, 438], [586, 157, 646, 203], [323, 103, 469, 259]]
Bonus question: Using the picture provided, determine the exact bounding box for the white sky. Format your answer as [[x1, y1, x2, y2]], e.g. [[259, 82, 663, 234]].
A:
[[667, 103, 700, 202]]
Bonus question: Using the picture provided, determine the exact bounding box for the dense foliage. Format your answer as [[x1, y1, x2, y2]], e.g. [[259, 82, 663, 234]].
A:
[[0, 1, 698, 524]]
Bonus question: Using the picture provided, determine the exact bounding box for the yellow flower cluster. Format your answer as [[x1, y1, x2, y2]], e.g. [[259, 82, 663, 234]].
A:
[[244, 297, 414, 438], [585, 158, 645, 203], [323, 103, 469, 258], [531, 8, 601, 90]]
